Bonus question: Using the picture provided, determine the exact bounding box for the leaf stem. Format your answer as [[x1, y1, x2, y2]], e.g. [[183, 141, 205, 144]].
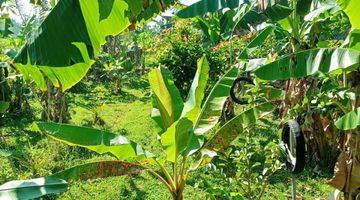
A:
[[155, 159, 176, 191], [147, 169, 174, 194]]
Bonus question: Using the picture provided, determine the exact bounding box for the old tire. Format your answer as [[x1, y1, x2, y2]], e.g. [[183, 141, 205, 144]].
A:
[[282, 120, 306, 174], [230, 77, 254, 105]]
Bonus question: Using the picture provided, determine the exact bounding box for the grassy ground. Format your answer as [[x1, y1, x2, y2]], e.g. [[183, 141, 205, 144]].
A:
[[0, 76, 334, 199]]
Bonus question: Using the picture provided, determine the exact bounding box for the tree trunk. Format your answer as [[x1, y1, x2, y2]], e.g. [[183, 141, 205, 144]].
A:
[[172, 190, 184, 200], [41, 80, 70, 123], [282, 77, 339, 171], [302, 112, 339, 171]]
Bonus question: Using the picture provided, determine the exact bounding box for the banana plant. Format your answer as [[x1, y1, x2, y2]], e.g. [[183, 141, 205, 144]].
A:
[[246, 0, 360, 198], [2, 56, 275, 199], [177, 0, 293, 33]]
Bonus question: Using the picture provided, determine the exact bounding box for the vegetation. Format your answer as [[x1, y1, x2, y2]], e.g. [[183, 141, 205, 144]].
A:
[[0, 0, 359, 199]]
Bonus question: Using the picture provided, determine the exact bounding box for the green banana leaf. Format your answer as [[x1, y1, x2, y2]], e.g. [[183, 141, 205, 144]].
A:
[[181, 55, 209, 119], [254, 48, 360, 80], [36, 122, 147, 160], [177, 0, 292, 22], [304, 3, 339, 21], [220, 3, 258, 36], [193, 66, 238, 135], [239, 25, 274, 59], [345, 29, 360, 51], [335, 107, 360, 130], [16, 43, 94, 91], [149, 67, 184, 131], [161, 118, 193, 163], [204, 102, 274, 152], [0, 17, 13, 37], [14, 0, 173, 91], [296, 0, 312, 16], [337, 0, 360, 29], [0, 177, 67, 200], [195, 17, 221, 44], [264, 4, 293, 21], [51, 161, 144, 181], [177, 0, 242, 18]]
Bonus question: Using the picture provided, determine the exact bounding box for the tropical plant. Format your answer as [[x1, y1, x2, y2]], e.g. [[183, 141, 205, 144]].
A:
[[0, 56, 277, 199], [205, 124, 284, 200], [178, 0, 360, 198]]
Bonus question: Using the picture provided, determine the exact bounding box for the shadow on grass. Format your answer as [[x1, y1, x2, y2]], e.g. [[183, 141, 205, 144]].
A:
[[125, 78, 150, 91], [129, 177, 147, 200]]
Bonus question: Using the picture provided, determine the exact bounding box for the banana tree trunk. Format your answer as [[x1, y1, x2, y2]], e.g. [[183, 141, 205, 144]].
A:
[[302, 112, 339, 171], [328, 133, 360, 199], [283, 78, 338, 170], [172, 189, 184, 200], [41, 79, 70, 123]]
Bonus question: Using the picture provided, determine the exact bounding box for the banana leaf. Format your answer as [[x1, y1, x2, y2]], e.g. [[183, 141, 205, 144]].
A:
[[204, 102, 274, 152], [51, 161, 144, 181], [14, 0, 174, 91], [161, 118, 193, 162], [177, 0, 242, 18], [148, 67, 184, 131], [193, 66, 238, 135], [335, 107, 360, 130], [337, 0, 360, 29], [254, 48, 360, 80], [36, 122, 148, 160], [0, 177, 67, 200]]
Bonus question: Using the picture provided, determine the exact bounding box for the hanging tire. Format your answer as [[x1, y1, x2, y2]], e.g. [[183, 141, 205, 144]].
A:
[[281, 120, 306, 174], [230, 77, 254, 105]]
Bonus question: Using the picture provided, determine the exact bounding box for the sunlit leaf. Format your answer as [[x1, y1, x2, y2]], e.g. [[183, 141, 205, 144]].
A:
[[0, 149, 12, 157], [254, 48, 360, 80], [193, 66, 238, 135], [36, 122, 147, 160], [346, 29, 360, 51], [182, 55, 209, 119], [239, 25, 274, 59], [304, 3, 339, 21], [149, 67, 184, 131], [161, 118, 193, 163], [0, 177, 67, 200], [335, 107, 360, 130], [204, 103, 274, 152], [337, 0, 360, 29], [14, 0, 173, 91]]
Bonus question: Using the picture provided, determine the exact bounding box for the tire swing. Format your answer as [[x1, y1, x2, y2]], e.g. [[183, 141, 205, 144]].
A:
[[281, 120, 306, 200], [230, 77, 254, 105]]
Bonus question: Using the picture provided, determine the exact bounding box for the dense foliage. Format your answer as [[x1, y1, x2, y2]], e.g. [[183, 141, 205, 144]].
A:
[[0, 0, 359, 199]]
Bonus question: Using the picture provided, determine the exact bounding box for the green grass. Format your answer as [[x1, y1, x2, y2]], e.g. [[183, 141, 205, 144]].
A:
[[0, 76, 334, 199], [264, 170, 333, 199]]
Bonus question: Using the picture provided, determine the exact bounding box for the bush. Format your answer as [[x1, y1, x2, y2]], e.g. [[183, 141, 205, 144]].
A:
[[157, 20, 245, 98]]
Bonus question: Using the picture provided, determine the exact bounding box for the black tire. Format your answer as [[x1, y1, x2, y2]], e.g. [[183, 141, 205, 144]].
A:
[[230, 77, 254, 105], [281, 120, 306, 174]]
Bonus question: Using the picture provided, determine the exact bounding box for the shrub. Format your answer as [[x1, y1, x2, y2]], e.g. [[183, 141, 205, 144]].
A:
[[157, 20, 245, 98]]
